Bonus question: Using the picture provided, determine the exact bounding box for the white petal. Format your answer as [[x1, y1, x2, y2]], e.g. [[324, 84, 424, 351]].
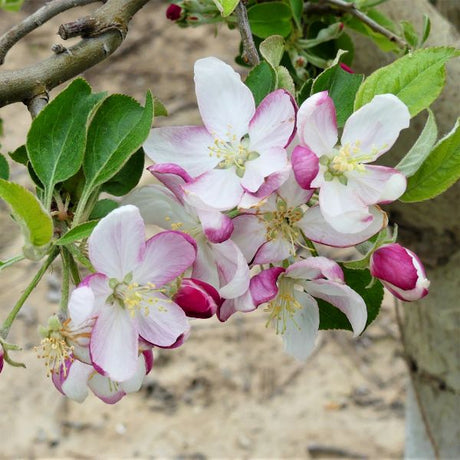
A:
[[195, 57, 255, 140], [282, 291, 319, 361], [192, 237, 220, 288], [87, 372, 126, 404], [231, 214, 267, 263], [144, 126, 217, 177], [278, 171, 314, 208], [120, 354, 147, 393], [286, 257, 344, 282], [253, 237, 293, 264], [341, 94, 410, 160], [68, 286, 96, 327], [297, 91, 338, 156], [89, 205, 145, 280], [60, 361, 92, 403]]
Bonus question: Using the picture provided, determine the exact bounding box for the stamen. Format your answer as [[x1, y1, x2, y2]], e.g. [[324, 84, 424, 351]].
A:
[[35, 334, 74, 377]]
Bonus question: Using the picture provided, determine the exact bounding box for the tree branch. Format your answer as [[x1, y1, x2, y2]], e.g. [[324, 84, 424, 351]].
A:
[[0, 0, 152, 108], [305, 0, 408, 49], [235, 1, 260, 66], [0, 0, 104, 65]]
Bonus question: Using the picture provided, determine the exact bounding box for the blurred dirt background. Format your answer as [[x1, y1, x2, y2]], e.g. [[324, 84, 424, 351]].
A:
[[0, 1, 411, 458]]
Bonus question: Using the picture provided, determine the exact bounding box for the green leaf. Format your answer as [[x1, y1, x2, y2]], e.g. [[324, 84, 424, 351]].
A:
[[245, 62, 277, 105], [260, 35, 285, 68], [247, 2, 292, 39], [9, 144, 28, 166], [0, 0, 24, 11], [297, 78, 313, 105], [319, 268, 384, 331], [297, 23, 344, 49], [89, 199, 119, 220], [354, 47, 460, 117], [55, 221, 98, 246], [0, 153, 9, 180], [396, 109, 437, 177], [27, 79, 106, 205], [0, 254, 25, 271], [312, 65, 364, 127], [83, 91, 153, 190], [212, 0, 239, 16], [421, 15, 431, 46], [289, 0, 303, 29], [276, 66, 295, 94], [401, 20, 418, 48], [153, 96, 168, 117], [0, 179, 53, 258], [401, 119, 460, 202], [101, 147, 145, 196]]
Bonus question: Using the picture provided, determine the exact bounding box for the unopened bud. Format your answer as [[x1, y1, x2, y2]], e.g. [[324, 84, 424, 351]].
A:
[[166, 4, 182, 20]]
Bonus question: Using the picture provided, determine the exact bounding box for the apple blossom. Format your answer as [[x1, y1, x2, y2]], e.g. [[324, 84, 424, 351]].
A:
[[250, 257, 367, 360], [174, 278, 222, 318], [292, 91, 410, 233], [67, 205, 196, 382], [370, 243, 430, 301], [144, 57, 296, 211]]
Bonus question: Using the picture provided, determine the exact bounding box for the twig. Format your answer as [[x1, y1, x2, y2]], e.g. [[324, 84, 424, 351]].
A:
[[0, 0, 152, 108], [26, 92, 49, 118], [0, 0, 103, 65], [306, 0, 408, 50], [234, 1, 260, 66], [394, 298, 440, 460]]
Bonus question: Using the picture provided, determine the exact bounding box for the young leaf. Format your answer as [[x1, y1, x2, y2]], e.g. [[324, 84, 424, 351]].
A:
[[312, 66, 364, 127], [0, 153, 9, 180], [276, 66, 295, 95], [396, 109, 437, 177], [401, 20, 419, 49], [55, 221, 98, 246], [101, 147, 145, 196], [421, 15, 431, 46], [245, 62, 277, 105], [27, 79, 106, 204], [297, 23, 344, 49], [0, 0, 24, 11], [289, 0, 303, 29], [247, 2, 292, 38], [9, 144, 28, 166], [212, 0, 238, 17], [319, 268, 384, 331], [89, 199, 119, 220], [260, 35, 285, 68], [0, 179, 53, 258], [83, 91, 153, 190], [401, 119, 460, 202], [354, 47, 460, 117]]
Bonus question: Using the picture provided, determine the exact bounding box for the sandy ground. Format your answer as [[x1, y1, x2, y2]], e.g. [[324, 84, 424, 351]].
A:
[[0, 2, 407, 458]]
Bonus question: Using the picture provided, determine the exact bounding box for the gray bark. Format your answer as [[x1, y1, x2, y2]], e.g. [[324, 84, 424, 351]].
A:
[[352, 1, 460, 457]]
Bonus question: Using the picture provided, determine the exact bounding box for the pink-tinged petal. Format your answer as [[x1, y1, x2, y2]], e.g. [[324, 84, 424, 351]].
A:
[[192, 238, 219, 288], [89, 205, 145, 280], [68, 286, 96, 327], [306, 279, 367, 336], [231, 214, 266, 263], [135, 293, 188, 347], [0, 348, 3, 374], [134, 231, 196, 286], [341, 94, 410, 160], [319, 180, 373, 233], [278, 170, 314, 208], [80, 273, 111, 314], [88, 372, 126, 404], [217, 298, 237, 322], [144, 126, 217, 177], [148, 163, 192, 203], [298, 205, 387, 247], [248, 89, 297, 151], [291, 145, 320, 190], [253, 237, 293, 265], [370, 243, 429, 301], [286, 257, 344, 282], [123, 185, 198, 232], [218, 289, 256, 321], [184, 169, 243, 211], [239, 166, 291, 209], [194, 57, 255, 140], [90, 305, 138, 382], [142, 349, 154, 374], [196, 207, 233, 243], [56, 359, 92, 403], [250, 267, 285, 306], [241, 147, 288, 193], [156, 328, 190, 349], [297, 91, 338, 155], [174, 278, 222, 318], [282, 291, 319, 361], [348, 166, 407, 205], [212, 240, 250, 299], [120, 354, 148, 393]]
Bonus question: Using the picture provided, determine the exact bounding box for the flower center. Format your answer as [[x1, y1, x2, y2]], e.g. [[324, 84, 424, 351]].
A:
[[320, 143, 366, 185], [208, 134, 259, 177], [36, 330, 74, 377], [265, 277, 302, 334], [262, 199, 304, 254]]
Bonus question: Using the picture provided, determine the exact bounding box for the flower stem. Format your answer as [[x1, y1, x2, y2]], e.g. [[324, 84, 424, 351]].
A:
[[59, 248, 71, 315], [0, 248, 59, 340], [235, 1, 260, 66]]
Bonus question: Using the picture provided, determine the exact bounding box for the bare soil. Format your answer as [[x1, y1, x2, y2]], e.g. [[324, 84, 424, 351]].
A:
[[0, 3, 407, 458]]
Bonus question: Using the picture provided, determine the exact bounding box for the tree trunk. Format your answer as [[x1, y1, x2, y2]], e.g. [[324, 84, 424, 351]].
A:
[[352, 1, 460, 457]]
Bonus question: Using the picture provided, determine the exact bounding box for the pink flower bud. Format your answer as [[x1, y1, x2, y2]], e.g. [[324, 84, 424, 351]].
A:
[[166, 4, 182, 21], [0, 348, 3, 374], [174, 278, 222, 319], [370, 243, 430, 301], [339, 63, 354, 73]]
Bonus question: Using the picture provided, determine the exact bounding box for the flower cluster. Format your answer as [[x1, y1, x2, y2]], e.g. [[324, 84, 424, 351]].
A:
[[39, 57, 429, 403]]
